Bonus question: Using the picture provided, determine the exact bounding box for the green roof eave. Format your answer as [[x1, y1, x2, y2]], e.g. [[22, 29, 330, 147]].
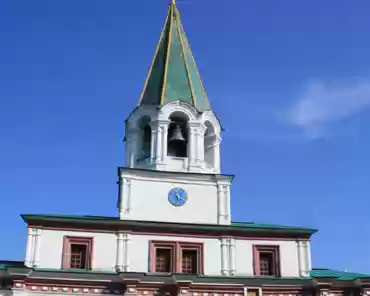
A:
[[310, 268, 370, 280], [21, 214, 317, 238]]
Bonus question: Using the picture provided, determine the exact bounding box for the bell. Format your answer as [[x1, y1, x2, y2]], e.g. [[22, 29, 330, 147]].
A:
[[169, 124, 186, 143]]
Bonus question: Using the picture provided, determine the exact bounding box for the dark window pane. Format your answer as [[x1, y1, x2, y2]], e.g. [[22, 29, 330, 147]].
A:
[[182, 249, 198, 274], [70, 244, 87, 269], [259, 252, 274, 276], [156, 248, 172, 273]]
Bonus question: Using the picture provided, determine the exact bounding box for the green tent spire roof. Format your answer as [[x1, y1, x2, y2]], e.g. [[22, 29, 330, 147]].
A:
[[138, 1, 210, 112]]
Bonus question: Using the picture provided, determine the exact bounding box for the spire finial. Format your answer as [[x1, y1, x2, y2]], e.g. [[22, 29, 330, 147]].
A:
[[171, 0, 176, 5]]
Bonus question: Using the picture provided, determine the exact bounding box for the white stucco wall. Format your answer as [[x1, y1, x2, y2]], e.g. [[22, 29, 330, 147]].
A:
[[123, 177, 220, 224], [129, 234, 221, 275], [34, 229, 302, 277], [37, 229, 116, 271], [235, 239, 300, 277]]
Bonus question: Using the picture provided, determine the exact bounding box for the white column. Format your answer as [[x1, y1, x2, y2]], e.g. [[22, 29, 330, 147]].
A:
[[225, 185, 231, 224], [297, 240, 307, 276], [197, 124, 206, 164], [119, 177, 132, 219], [119, 176, 125, 218], [188, 126, 196, 166], [217, 184, 225, 224], [152, 119, 170, 169], [217, 183, 230, 224], [161, 124, 169, 163], [115, 232, 124, 271], [149, 123, 157, 162], [303, 241, 312, 273], [229, 238, 236, 275], [25, 228, 34, 267], [188, 121, 202, 171], [220, 237, 229, 275], [32, 228, 42, 268], [155, 126, 162, 161], [306, 241, 312, 271], [214, 136, 221, 173], [123, 232, 130, 272]]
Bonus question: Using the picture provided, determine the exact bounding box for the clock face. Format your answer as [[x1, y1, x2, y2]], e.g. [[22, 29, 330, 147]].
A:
[[168, 187, 188, 207]]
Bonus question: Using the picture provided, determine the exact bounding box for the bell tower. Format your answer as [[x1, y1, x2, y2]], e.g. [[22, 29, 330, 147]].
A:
[[125, 0, 222, 174], [118, 0, 232, 225]]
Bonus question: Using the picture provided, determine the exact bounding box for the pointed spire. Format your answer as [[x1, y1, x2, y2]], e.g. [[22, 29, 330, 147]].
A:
[[138, 1, 210, 112]]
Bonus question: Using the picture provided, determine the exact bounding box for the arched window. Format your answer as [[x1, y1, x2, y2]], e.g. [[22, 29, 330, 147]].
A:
[[138, 116, 151, 160], [167, 112, 188, 158]]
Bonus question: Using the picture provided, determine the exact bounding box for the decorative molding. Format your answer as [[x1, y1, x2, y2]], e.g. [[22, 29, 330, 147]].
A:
[[31, 225, 307, 241], [21, 283, 125, 294], [119, 172, 227, 187]]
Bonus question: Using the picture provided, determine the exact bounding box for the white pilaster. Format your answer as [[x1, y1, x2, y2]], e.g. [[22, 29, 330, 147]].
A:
[[152, 119, 170, 170], [225, 185, 231, 224], [161, 124, 169, 163], [123, 232, 131, 271], [115, 232, 124, 271], [188, 121, 202, 172], [32, 228, 42, 268], [306, 240, 312, 271], [220, 237, 229, 275], [197, 123, 206, 165], [217, 184, 225, 224], [302, 240, 312, 273], [150, 122, 157, 162], [217, 183, 230, 225], [119, 177, 132, 219], [297, 240, 309, 276], [229, 238, 236, 275], [214, 136, 221, 172], [188, 126, 196, 166], [25, 228, 34, 267]]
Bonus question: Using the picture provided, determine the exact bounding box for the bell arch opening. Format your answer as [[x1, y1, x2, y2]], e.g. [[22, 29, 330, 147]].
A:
[[138, 116, 152, 160], [204, 121, 216, 168], [167, 112, 189, 158]]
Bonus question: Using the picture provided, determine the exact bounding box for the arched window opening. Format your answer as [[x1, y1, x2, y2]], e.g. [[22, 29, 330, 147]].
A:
[[138, 116, 151, 160], [167, 113, 188, 158], [204, 121, 216, 168]]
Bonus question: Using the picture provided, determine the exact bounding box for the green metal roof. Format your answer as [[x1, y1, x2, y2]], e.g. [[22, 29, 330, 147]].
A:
[[138, 0, 210, 111], [0, 260, 25, 270], [310, 268, 370, 280], [1, 261, 370, 282]]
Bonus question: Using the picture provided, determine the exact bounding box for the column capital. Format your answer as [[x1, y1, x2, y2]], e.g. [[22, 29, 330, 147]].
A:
[[151, 118, 171, 126], [34, 228, 42, 235], [116, 232, 124, 239]]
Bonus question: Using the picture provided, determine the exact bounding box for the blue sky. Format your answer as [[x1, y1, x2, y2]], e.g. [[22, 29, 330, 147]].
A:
[[1, 0, 370, 272]]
